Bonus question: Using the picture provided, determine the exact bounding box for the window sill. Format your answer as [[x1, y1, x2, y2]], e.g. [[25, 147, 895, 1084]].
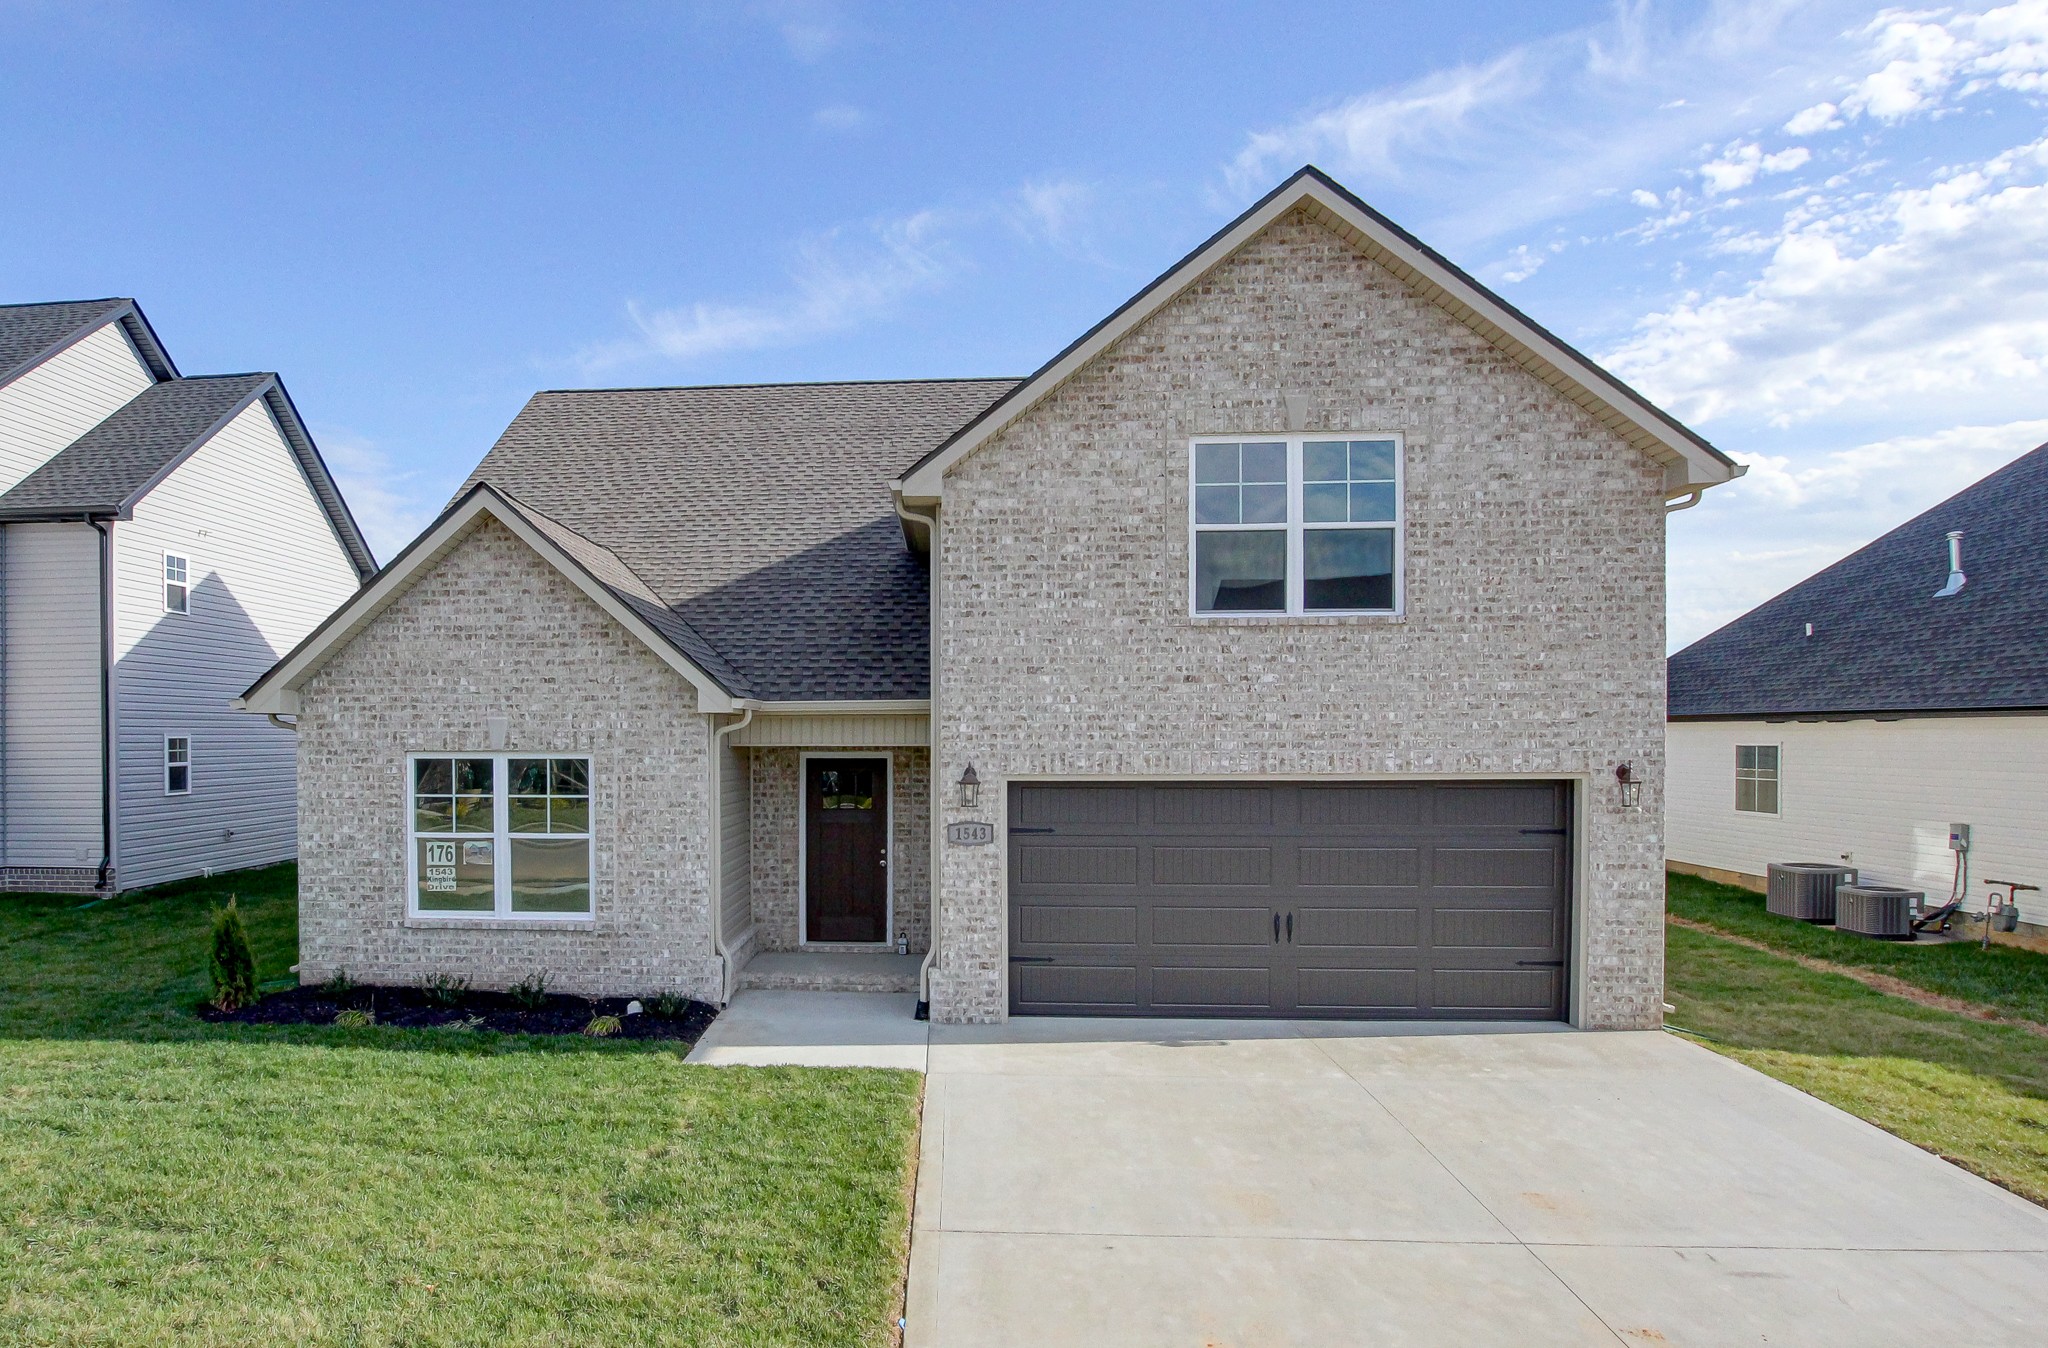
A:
[[1190, 612, 1408, 627], [404, 916, 597, 932]]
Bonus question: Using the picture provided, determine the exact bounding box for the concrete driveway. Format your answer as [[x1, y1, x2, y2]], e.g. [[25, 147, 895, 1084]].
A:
[[905, 1018, 2048, 1347]]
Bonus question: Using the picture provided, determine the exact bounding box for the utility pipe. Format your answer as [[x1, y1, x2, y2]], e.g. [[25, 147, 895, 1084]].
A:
[[90, 517, 114, 893], [894, 492, 942, 1015]]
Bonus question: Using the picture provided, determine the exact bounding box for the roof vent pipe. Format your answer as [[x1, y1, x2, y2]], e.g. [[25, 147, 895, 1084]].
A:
[[1933, 530, 1966, 598]]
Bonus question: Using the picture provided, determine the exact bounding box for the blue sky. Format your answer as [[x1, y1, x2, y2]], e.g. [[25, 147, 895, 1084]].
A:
[[5, 0, 2045, 648]]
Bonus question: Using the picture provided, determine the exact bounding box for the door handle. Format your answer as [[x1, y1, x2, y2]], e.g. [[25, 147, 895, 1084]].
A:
[[1286, 912, 1294, 943], [1273, 913, 1281, 943]]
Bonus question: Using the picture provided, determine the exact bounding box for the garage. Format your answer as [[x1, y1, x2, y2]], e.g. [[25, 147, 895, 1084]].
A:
[[1007, 781, 1571, 1019]]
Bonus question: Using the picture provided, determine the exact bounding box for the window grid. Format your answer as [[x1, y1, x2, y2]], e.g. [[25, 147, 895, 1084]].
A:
[[408, 754, 593, 919], [1189, 435, 1405, 616], [165, 736, 190, 795], [163, 553, 190, 614], [1736, 744, 1780, 815]]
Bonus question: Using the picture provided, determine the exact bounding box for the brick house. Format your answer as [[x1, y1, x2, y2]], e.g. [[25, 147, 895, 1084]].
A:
[[240, 167, 1742, 1026]]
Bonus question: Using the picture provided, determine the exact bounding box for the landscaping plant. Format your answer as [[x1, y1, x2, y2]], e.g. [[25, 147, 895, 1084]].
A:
[[421, 972, 469, 1007], [508, 971, 549, 1010], [206, 897, 259, 1012]]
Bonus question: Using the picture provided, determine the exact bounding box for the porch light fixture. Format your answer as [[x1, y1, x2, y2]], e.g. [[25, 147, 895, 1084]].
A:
[[1615, 762, 1641, 810], [956, 764, 981, 809]]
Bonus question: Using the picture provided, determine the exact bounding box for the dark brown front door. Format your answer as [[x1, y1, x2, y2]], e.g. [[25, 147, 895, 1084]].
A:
[[805, 757, 889, 943]]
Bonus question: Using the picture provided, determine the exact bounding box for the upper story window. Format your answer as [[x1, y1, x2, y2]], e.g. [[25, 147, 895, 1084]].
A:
[[1190, 436, 1403, 616], [410, 754, 593, 919], [165, 736, 191, 794], [163, 554, 190, 614], [1736, 745, 1780, 814]]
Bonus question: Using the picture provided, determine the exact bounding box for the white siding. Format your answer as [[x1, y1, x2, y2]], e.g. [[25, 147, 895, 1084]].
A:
[[1, 523, 103, 867], [111, 397, 361, 890], [0, 323, 155, 494], [730, 713, 928, 747], [1668, 717, 2048, 926], [720, 743, 752, 937]]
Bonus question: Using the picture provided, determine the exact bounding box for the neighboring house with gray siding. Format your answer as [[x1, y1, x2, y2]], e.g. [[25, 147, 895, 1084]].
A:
[[242, 167, 1742, 1026], [0, 299, 374, 893]]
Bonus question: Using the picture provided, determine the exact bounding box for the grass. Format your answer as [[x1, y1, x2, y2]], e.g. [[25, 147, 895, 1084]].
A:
[[0, 868, 922, 1347], [1667, 921, 2048, 1206], [1667, 869, 2048, 1025]]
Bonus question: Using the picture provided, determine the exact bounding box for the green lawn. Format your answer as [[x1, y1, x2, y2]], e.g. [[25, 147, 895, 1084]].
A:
[[1668, 869, 2048, 1025], [1667, 922, 2048, 1206], [0, 868, 921, 1347]]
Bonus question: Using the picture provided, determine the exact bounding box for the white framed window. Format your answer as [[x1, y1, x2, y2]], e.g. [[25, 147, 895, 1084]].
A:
[[407, 754, 592, 919], [1736, 745, 1780, 815], [1189, 435, 1404, 616], [163, 553, 190, 613], [165, 736, 191, 795]]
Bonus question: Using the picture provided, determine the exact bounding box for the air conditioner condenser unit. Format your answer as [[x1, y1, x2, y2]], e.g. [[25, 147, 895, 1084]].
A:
[[1766, 862, 1857, 923]]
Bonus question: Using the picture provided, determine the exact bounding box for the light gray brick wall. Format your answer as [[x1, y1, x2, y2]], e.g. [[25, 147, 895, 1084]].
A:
[[295, 517, 722, 999], [748, 746, 929, 953], [929, 210, 1669, 1028]]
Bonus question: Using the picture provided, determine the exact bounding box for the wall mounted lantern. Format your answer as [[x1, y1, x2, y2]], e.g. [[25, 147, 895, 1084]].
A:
[[1615, 761, 1641, 810], [957, 764, 981, 809]]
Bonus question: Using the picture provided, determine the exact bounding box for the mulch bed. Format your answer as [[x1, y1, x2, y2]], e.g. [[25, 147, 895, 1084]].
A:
[[202, 982, 719, 1043]]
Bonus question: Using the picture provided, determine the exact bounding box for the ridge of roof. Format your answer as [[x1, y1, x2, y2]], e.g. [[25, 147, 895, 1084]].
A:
[[0, 297, 178, 389], [1669, 441, 2048, 718], [897, 164, 1740, 497], [532, 376, 1023, 395]]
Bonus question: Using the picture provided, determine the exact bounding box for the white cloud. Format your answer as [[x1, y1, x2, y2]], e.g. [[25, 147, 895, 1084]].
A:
[[1784, 101, 1844, 135], [585, 209, 960, 368], [1698, 141, 1811, 194], [1669, 420, 2048, 647], [1607, 134, 2048, 428], [1630, 188, 1663, 208], [743, 0, 842, 62], [811, 103, 864, 131], [315, 434, 440, 562], [1010, 178, 1092, 246], [1823, 2, 2048, 124]]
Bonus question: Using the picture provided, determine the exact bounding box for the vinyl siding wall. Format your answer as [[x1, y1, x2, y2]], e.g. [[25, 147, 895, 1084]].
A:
[[0, 322, 155, 494], [1668, 717, 2048, 927], [0, 523, 103, 869], [111, 397, 361, 890], [720, 741, 752, 939]]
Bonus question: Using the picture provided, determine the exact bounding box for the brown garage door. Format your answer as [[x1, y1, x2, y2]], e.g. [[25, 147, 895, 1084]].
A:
[[1007, 781, 1570, 1019]]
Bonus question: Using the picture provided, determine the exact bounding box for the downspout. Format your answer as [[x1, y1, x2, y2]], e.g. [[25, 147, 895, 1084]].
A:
[[1664, 490, 1703, 514], [0, 523, 8, 872], [90, 516, 114, 892], [710, 704, 755, 1003], [894, 490, 941, 1016]]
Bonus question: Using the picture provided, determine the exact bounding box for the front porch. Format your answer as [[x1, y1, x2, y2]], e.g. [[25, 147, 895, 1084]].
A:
[[738, 949, 923, 994]]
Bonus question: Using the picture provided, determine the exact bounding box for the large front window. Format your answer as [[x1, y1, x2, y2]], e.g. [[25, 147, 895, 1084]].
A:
[[409, 754, 592, 918], [1191, 435, 1403, 615]]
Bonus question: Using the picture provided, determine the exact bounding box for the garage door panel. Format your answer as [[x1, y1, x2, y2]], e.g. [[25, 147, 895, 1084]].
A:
[[1018, 845, 1139, 886], [1433, 907, 1556, 949], [1432, 847, 1556, 889], [1150, 904, 1274, 947], [1434, 968, 1558, 1013], [1298, 846, 1421, 887], [1015, 963, 1137, 1012], [1152, 846, 1272, 886], [1151, 965, 1271, 1010], [1018, 904, 1138, 946], [1152, 786, 1273, 826], [1297, 966, 1421, 1011], [1008, 782, 1568, 1020], [1295, 906, 1419, 948]]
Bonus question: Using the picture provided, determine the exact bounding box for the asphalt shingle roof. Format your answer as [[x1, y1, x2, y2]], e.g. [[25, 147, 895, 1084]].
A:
[[0, 373, 272, 517], [1668, 442, 2048, 718], [460, 378, 1021, 701], [0, 299, 133, 384]]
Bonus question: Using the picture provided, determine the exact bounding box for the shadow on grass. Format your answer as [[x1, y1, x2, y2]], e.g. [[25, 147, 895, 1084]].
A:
[[0, 863, 692, 1058]]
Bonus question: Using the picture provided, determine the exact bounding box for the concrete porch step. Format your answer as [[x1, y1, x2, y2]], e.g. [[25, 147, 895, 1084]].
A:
[[737, 951, 922, 994]]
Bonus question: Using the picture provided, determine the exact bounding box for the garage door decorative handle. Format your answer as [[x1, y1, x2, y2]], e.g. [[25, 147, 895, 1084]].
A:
[[1516, 959, 1564, 967], [1273, 914, 1281, 943], [1519, 827, 1567, 836], [1286, 913, 1294, 942], [1009, 955, 1055, 964]]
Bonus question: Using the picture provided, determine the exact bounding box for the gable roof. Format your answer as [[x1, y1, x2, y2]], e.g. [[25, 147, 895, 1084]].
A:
[[0, 371, 378, 580], [1668, 442, 2048, 719], [455, 378, 1019, 701], [240, 483, 744, 715], [0, 298, 177, 389], [898, 165, 1742, 501]]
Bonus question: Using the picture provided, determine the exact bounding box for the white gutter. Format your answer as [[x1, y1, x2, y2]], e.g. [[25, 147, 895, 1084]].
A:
[[709, 704, 755, 1004], [895, 490, 942, 1012]]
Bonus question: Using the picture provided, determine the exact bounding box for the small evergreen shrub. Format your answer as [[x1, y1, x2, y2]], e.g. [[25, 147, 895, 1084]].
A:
[[207, 898, 259, 1012], [422, 973, 470, 1007], [322, 969, 357, 997], [652, 993, 690, 1019], [508, 972, 549, 1010]]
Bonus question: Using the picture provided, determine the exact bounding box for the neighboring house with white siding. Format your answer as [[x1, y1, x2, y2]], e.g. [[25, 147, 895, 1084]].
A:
[[1668, 442, 2048, 930], [242, 167, 1744, 1025], [0, 299, 375, 893]]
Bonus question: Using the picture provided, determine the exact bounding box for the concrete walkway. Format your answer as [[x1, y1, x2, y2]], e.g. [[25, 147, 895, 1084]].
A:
[[683, 989, 927, 1069], [907, 1018, 2048, 1347]]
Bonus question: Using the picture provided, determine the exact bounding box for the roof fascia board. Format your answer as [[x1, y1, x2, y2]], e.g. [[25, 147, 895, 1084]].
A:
[[898, 167, 1738, 500], [0, 300, 170, 394], [742, 699, 930, 714], [239, 487, 736, 715], [117, 301, 178, 380], [259, 379, 379, 578], [1669, 706, 2048, 723]]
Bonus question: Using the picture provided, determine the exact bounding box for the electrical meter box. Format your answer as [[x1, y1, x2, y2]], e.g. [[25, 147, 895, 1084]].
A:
[[1949, 823, 1971, 852]]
